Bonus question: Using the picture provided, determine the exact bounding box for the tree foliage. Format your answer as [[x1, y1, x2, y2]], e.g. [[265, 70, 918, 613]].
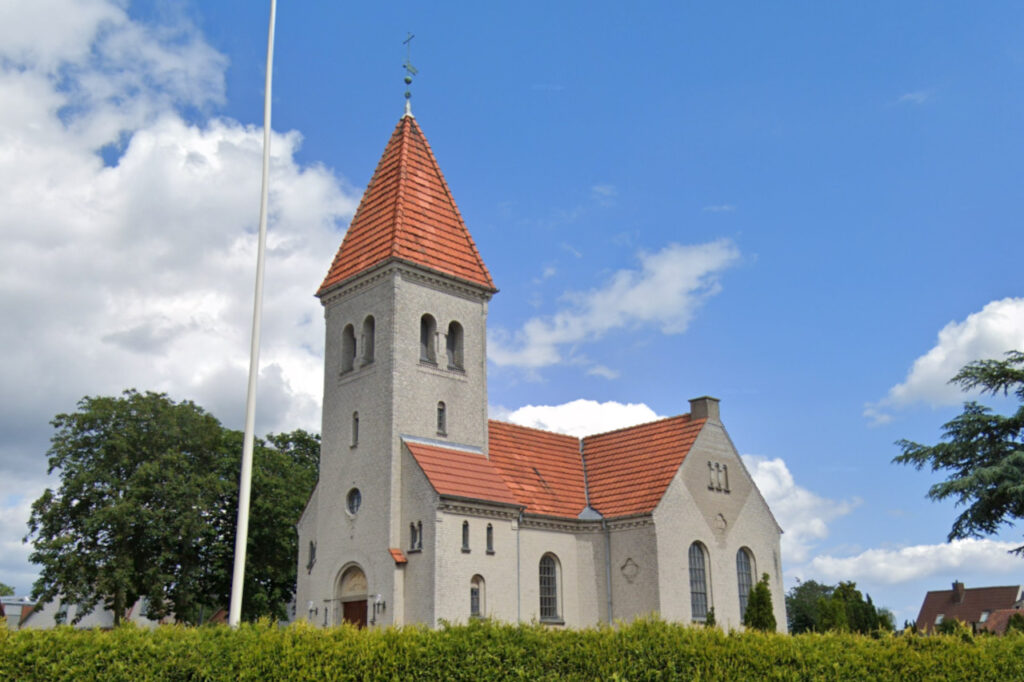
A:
[[893, 350, 1024, 553], [742, 573, 776, 632], [25, 390, 318, 625], [786, 579, 894, 634], [0, 582, 13, 596]]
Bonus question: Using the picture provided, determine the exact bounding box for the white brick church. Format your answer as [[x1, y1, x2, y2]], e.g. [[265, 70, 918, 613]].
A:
[[295, 110, 785, 631]]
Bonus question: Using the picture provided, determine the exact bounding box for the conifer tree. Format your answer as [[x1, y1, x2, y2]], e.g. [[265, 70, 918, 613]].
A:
[[742, 573, 776, 632]]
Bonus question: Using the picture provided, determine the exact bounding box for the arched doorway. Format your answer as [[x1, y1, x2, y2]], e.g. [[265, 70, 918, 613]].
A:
[[335, 564, 368, 627]]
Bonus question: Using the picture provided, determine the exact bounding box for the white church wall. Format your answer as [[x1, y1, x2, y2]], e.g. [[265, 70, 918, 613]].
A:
[[604, 521, 661, 623], [399, 446, 439, 626], [654, 421, 786, 632]]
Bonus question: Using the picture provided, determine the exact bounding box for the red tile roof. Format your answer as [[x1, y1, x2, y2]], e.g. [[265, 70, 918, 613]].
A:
[[584, 415, 705, 517], [914, 583, 1022, 633], [389, 548, 408, 565], [407, 416, 708, 519], [488, 421, 587, 517], [318, 116, 495, 296], [405, 440, 518, 506]]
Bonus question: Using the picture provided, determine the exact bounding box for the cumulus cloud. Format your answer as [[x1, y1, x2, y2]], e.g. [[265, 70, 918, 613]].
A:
[[809, 538, 1021, 585], [489, 240, 740, 370], [0, 1, 357, 589], [742, 455, 860, 565], [504, 399, 662, 437], [865, 298, 1024, 424], [898, 90, 930, 105]]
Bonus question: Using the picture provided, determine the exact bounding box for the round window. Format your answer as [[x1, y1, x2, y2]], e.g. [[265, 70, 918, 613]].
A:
[[346, 488, 362, 515]]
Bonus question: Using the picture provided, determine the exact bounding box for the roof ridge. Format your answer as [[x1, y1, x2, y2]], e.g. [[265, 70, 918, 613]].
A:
[[582, 413, 694, 441], [389, 116, 411, 262], [488, 418, 581, 441]]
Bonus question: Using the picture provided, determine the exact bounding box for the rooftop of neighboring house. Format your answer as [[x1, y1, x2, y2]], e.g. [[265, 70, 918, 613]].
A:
[[914, 581, 1023, 633]]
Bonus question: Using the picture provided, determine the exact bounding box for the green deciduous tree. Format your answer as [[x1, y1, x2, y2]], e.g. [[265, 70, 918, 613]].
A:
[[893, 351, 1024, 553], [0, 582, 14, 596], [742, 573, 776, 632], [785, 579, 832, 634], [25, 390, 318, 625], [786, 579, 895, 634]]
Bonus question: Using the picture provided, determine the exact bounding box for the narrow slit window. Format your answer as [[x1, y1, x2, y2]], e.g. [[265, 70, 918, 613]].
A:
[[462, 520, 470, 551], [351, 412, 359, 446], [486, 523, 494, 553], [437, 401, 447, 436]]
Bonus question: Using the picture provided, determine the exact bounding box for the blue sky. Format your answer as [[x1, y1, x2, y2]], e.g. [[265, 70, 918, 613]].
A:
[[1, 1, 1023, 625]]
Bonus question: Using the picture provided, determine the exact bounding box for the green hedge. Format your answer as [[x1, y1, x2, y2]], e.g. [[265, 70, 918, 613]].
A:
[[3, 619, 1024, 681]]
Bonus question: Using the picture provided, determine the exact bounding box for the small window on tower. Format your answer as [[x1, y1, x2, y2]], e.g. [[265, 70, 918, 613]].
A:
[[351, 412, 359, 447], [420, 314, 437, 364], [486, 523, 494, 554], [437, 401, 447, 436], [361, 315, 375, 365], [462, 520, 470, 552], [446, 321, 464, 370], [341, 324, 357, 373]]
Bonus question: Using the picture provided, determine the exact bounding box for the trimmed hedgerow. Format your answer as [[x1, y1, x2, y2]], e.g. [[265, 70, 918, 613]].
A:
[[2, 618, 1024, 681]]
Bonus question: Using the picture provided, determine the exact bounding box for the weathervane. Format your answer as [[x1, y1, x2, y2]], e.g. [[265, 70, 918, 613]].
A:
[[403, 32, 418, 116]]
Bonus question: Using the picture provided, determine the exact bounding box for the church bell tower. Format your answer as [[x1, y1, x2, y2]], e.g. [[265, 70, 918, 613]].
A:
[[296, 109, 496, 626]]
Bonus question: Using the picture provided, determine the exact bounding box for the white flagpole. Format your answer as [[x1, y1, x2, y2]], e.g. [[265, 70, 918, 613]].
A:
[[229, 0, 277, 628]]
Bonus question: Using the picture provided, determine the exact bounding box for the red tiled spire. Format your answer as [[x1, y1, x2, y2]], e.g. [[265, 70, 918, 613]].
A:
[[317, 116, 496, 296]]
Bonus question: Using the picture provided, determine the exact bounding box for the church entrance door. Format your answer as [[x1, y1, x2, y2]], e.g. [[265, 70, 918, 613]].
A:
[[342, 599, 368, 627]]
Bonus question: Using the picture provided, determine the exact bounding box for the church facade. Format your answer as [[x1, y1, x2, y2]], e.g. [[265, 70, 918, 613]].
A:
[[295, 112, 785, 631]]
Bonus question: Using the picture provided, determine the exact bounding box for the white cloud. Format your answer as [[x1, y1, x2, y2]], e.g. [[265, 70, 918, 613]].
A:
[[742, 455, 860, 565], [489, 240, 740, 370], [702, 204, 736, 213], [0, 0, 358, 591], [898, 90, 930, 105], [809, 538, 1021, 585], [865, 298, 1024, 424], [586, 365, 620, 380], [505, 399, 662, 437]]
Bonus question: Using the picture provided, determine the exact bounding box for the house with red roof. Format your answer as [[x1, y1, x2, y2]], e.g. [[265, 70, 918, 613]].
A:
[[295, 105, 785, 631], [915, 581, 1023, 634]]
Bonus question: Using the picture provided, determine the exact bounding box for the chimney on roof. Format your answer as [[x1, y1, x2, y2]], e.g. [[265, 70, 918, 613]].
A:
[[689, 396, 720, 423], [953, 581, 966, 604]]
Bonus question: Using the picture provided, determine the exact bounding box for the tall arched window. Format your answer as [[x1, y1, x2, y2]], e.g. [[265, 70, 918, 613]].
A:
[[361, 315, 375, 365], [341, 324, 357, 373], [689, 542, 710, 621], [437, 401, 447, 436], [461, 520, 470, 551], [539, 553, 560, 621], [470, 574, 485, 618], [446, 320, 464, 370], [351, 411, 359, 446], [737, 547, 755, 618], [420, 314, 437, 363]]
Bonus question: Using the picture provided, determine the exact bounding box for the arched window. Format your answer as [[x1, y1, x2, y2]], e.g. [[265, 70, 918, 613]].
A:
[[341, 324, 357, 373], [437, 401, 447, 436], [420, 314, 437, 363], [361, 315, 375, 365], [539, 553, 560, 621], [737, 548, 755, 618], [351, 411, 359, 446], [446, 320, 464, 370], [689, 542, 710, 621], [461, 520, 470, 551], [470, 575, 485, 618], [486, 523, 494, 554]]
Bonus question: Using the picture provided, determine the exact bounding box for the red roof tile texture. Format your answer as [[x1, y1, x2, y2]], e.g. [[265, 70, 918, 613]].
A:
[[407, 417, 707, 519], [405, 440, 518, 506], [914, 583, 1022, 633], [583, 415, 705, 517], [318, 116, 495, 295], [487, 421, 587, 517]]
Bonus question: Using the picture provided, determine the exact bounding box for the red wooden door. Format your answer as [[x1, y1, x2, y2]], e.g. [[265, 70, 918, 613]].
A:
[[342, 600, 367, 628]]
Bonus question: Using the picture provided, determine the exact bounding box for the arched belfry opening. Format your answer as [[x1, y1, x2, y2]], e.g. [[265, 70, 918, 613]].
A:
[[334, 564, 368, 627]]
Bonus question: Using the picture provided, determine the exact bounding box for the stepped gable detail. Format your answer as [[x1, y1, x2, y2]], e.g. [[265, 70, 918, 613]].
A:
[[318, 115, 496, 296]]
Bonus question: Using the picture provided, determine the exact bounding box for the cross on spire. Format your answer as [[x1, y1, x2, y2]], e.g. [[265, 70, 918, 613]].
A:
[[402, 33, 418, 117]]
